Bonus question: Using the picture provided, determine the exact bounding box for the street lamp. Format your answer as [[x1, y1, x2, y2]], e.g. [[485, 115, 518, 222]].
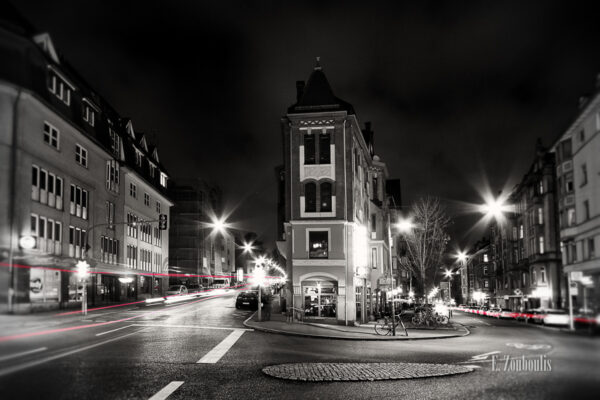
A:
[[443, 269, 454, 304]]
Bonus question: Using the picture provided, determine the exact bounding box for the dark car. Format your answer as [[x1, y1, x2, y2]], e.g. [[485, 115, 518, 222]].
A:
[[236, 290, 259, 309]]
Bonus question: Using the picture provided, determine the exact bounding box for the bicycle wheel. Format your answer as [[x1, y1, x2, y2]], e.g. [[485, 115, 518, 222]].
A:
[[374, 323, 391, 336]]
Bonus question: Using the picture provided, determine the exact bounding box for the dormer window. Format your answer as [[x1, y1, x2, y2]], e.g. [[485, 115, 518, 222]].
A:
[[160, 172, 168, 188], [109, 128, 121, 158], [135, 150, 143, 167], [149, 162, 156, 178], [48, 67, 74, 106], [83, 104, 95, 127]]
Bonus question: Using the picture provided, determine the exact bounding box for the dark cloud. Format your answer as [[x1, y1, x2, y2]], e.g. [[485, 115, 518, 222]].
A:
[[14, 0, 600, 247]]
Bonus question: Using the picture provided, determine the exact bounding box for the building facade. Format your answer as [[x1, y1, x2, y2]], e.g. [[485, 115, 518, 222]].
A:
[[279, 61, 395, 325], [168, 180, 235, 287], [551, 81, 600, 314], [0, 11, 171, 313]]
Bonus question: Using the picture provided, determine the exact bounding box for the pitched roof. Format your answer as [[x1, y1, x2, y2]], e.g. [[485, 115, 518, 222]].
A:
[[288, 59, 355, 115]]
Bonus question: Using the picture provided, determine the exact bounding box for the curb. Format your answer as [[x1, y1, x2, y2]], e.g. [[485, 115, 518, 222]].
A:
[[243, 313, 471, 341]]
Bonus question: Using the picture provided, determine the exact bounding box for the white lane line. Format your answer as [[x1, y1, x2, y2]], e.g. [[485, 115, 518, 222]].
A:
[[0, 328, 146, 377], [197, 330, 246, 364], [0, 347, 47, 362], [148, 381, 184, 400], [470, 351, 501, 361], [134, 324, 253, 332], [95, 324, 135, 336]]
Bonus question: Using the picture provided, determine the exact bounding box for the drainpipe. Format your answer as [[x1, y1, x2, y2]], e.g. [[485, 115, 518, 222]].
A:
[[7, 88, 22, 313]]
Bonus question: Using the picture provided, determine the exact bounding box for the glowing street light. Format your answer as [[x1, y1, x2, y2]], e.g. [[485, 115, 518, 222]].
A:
[[396, 218, 415, 233], [242, 242, 254, 254], [479, 196, 511, 222], [76, 260, 90, 315], [444, 269, 453, 279], [456, 251, 468, 264], [253, 266, 267, 322], [18, 235, 36, 250], [209, 216, 230, 235]]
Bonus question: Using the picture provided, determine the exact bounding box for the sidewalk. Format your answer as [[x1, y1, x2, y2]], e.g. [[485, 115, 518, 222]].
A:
[[244, 313, 470, 340]]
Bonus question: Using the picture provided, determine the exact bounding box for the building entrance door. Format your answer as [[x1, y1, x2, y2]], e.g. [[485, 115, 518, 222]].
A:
[[303, 280, 337, 318]]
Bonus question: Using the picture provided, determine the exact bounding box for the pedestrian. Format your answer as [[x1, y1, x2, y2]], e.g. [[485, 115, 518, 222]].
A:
[[262, 293, 272, 321]]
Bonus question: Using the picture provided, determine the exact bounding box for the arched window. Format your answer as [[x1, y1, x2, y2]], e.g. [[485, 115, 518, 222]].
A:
[[320, 182, 332, 212], [305, 183, 316, 212]]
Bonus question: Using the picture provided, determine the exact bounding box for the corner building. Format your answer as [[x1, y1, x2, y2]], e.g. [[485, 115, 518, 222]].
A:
[[280, 61, 393, 325]]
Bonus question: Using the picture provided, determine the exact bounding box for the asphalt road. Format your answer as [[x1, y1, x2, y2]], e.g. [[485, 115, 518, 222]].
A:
[[0, 292, 598, 400]]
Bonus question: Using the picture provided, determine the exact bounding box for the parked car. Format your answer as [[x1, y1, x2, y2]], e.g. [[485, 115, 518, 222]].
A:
[[526, 308, 546, 324], [487, 307, 502, 318], [542, 309, 569, 326], [498, 308, 515, 319], [166, 285, 188, 296], [236, 290, 259, 309]]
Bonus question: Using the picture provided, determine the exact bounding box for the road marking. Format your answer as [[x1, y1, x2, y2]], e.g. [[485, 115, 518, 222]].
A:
[[470, 351, 501, 361], [148, 381, 184, 400], [134, 323, 253, 332], [461, 365, 482, 369], [0, 328, 146, 377], [0, 347, 47, 362], [96, 324, 135, 336], [506, 343, 551, 350], [197, 330, 246, 363]]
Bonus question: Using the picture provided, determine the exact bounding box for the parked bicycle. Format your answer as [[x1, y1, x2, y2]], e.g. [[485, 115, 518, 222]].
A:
[[411, 306, 449, 326], [374, 312, 408, 336]]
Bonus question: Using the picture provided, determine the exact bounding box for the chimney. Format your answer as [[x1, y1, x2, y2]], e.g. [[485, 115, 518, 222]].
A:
[[296, 80, 305, 102]]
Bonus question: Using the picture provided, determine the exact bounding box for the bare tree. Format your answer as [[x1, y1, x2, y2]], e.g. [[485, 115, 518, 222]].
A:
[[399, 197, 451, 298]]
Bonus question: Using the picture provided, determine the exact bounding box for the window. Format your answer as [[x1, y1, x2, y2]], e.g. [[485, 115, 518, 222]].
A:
[[320, 182, 332, 212], [370, 214, 377, 234], [68, 226, 85, 258], [160, 172, 168, 188], [130, 183, 137, 199], [105, 160, 120, 193], [101, 236, 119, 264], [589, 238, 596, 259], [127, 213, 139, 238], [144, 193, 150, 207], [43, 122, 59, 149], [31, 165, 62, 209], [75, 144, 88, 167], [532, 268, 537, 285], [567, 208, 576, 226], [154, 227, 162, 246], [483, 266, 488, 275], [83, 105, 95, 127], [304, 134, 316, 164], [484, 280, 489, 288], [538, 208, 543, 225], [309, 231, 328, 259], [519, 225, 524, 239], [579, 129, 585, 142], [305, 182, 316, 212], [512, 227, 517, 241], [522, 272, 527, 287], [135, 150, 143, 167], [69, 184, 88, 219], [106, 201, 115, 228], [109, 128, 120, 158], [583, 200, 590, 221], [318, 133, 330, 164], [48, 70, 72, 105], [566, 177, 574, 192], [540, 267, 546, 284], [562, 139, 572, 159], [149, 163, 156, 178], [156, 201, 161, 214], [581, 164, 588, 186], [483, 254, 489, 263], [538, 180, 544, 194], [371, 248, 377, 269], [127, 245, 138, 268], [539, 237, 545, 254]]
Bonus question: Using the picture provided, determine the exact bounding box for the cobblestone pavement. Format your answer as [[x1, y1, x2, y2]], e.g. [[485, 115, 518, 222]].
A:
[[262, 362, 474, 381]]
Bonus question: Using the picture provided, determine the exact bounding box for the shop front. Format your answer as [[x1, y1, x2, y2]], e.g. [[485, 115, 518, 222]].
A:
[[302, 279, 337, 319]]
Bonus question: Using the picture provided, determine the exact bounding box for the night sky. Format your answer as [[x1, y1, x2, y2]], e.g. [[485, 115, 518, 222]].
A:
[[14, 0, 600, 249]]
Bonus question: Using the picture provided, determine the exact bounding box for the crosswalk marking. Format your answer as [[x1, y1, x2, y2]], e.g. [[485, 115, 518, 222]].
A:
[[197, 330, 246, 364], [148, 381, 184, 400]]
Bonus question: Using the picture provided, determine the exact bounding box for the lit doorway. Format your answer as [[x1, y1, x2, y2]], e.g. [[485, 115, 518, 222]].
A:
[[302, 280, 337, 318]]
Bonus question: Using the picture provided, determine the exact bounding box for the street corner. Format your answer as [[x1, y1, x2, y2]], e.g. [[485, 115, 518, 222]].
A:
[[261, 362, 476, 382]]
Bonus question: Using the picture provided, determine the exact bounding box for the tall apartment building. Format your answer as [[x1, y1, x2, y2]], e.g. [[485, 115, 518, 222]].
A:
[[484, 142, 562, 310], [0, 7, 171, 313], [168, 180, 235, 287], [279, 60, 396, 324], [551, 79, 600, 312]]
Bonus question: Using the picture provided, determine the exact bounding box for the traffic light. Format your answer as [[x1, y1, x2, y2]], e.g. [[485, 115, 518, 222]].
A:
[[159, 213, 168, 230]]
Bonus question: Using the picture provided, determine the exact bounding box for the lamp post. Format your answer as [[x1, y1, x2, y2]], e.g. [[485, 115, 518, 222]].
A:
[[252, 262, 266, 322], [387, 212, 397, 335]]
